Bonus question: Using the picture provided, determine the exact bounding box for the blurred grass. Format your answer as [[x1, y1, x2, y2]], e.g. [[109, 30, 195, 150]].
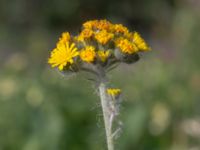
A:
[[1, 0, 200, 149]]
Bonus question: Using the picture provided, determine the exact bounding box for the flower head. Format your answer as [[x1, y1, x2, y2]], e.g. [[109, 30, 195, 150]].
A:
[[58, 32, 71, 44], [97, 50, 110, 62], [95, 20, 113, 31], [83, 20, 113, 31], [48, 42, 79, 70], [83, 20, 98, 29], [114, 24, 129, 35], [77, 28, 93, 42], [107, 88, 121, 97], [133, 32, 150, 51], [95, 30, 114, 45], [115, 38, 138, 54], [80, 46, 96, 63], [48, 19, 151, 72]]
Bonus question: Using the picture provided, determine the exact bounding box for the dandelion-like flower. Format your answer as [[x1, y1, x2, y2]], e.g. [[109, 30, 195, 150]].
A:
[[115, 38, 138, 54], [48, 19, 151, 150], [114, 24, 129, 35], [48, 42, 79, 71], [83, 20, 98, 29], [97, 50, 110, 62], [83, 20, 113, 31], [95, 20, 113, 31], [77, 28, 93, 42], [58, 32, 71, 44], [107, 88, 121, 97], [80, 46, 96, 63], [95, 30, 114, 45], [132, 32, 150, 51]]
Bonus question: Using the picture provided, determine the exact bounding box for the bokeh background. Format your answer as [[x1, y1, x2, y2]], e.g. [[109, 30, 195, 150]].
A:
[[1, 0, 200, 149]]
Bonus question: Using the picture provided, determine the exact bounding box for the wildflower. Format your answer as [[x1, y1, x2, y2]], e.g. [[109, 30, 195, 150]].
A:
[[77, 28, 93, 42], [133, 32, 150, 51], [95, 20, 113, 31], [83, 20, 113, 31], [80, 46, 96, 63], [83, 20, 98, 29], [48, 20, 150, 70], [48, 42, 79, 71], [95, 30, 114, 45], [114, 24, 129, 35], [107, 88, 121, 97], [48, 19, 151, 150], [58, 32, 71, 44], [97, 50, 110, 62], [115, 38, 138, 54]]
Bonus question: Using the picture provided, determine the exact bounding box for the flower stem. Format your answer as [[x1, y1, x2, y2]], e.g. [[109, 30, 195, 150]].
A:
[[99, 82, 114, 150]]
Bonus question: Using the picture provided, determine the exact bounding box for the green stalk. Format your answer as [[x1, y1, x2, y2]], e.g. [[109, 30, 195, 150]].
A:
[[99, 82, 114, 150]]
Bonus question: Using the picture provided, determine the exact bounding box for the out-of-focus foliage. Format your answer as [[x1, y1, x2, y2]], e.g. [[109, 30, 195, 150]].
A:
[[0, 0, 200, 149]]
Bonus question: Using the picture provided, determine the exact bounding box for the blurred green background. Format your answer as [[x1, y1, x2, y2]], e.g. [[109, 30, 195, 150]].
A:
[[0, 0, 200, 149]]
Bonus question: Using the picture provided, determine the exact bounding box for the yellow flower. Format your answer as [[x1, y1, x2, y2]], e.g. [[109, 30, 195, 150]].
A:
[[48, 42, 79, 71], [58, 32, 71, 44], [114, 24, 129, 35], [83, 20, 98, 29], [107, 88, 121, 96], [83, 20, 113, 31], [97, 50, 110, 62], [95, 30, 114, 45], [115, 38, 138, 54], [77, 28, 93, 42], [133, 32, 150, 51], [80, 46, 96, 63], [96, 20, 113, 31]]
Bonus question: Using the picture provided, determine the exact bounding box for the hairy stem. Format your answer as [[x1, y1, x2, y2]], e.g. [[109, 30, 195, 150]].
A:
[[99, 83, 114, 150]]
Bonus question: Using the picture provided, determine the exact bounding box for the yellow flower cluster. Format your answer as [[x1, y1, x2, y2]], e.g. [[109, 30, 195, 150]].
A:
[[107, 88, 121, 97], [48, 19, 151, 71]]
